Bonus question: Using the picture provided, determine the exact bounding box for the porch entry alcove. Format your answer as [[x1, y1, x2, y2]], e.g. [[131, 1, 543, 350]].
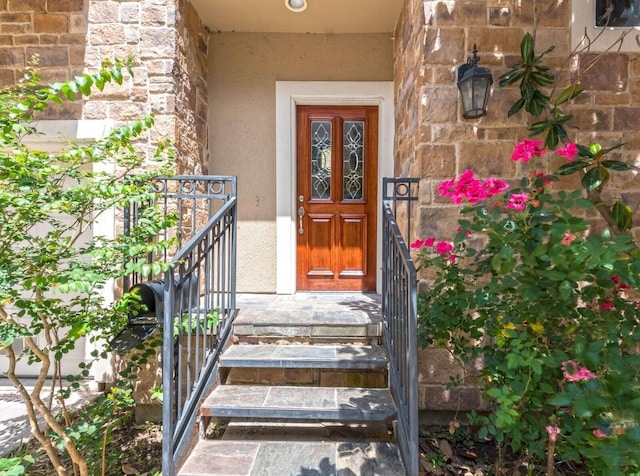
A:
[[275, 81, 394, 294]]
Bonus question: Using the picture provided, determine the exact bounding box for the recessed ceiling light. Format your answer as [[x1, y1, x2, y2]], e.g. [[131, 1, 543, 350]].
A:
[[285, 0, 307, 12]]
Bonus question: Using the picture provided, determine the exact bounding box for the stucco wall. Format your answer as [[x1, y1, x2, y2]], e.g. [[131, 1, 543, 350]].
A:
[[208, 32, 394, 293]]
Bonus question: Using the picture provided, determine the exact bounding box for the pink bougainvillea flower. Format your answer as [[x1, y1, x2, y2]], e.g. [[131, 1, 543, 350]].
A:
[[599, 300, 613, 310], [463, 182, 488, 204], [448, 254, 457, 264], [506, 192, 529, 211], [410, 239, 425, 249], [435, 241, 453, 255], [512, 139, 546, 162], [458, 169, 475, 184], [561, 232, 577, 246], [438, 178, 456, 198], [411, 237, 436, 249], [483, 178, 510, 196], [546, 426, 561, 442], [610, 275, 631, 291], [562, 360, 597, 382], [593, 429, 607, 438], [556, 143, 579, 162], [439, 171, 509, 205]]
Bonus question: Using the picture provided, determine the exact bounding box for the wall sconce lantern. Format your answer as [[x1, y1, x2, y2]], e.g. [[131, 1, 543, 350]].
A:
[[456, 44, 493, 119], [285, 0, 307, 12]]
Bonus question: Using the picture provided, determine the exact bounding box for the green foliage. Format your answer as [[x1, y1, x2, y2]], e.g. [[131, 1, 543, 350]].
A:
[[499, 34, 638, 233], [417, 167, 640, 474], [421, 30, 640, 467], [0, 60, 176, 475], [173, 309, 219, 336], [421, 18, 640, 476], [0, 455, 34, 476]]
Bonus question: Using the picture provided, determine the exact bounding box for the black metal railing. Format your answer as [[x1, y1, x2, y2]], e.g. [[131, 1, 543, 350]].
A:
[[123, 176, 237, 476], [381, 177, 419, 476]]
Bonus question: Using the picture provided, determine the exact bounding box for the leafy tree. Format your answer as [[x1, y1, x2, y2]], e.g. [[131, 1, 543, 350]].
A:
[[0, 59, 176, 475]]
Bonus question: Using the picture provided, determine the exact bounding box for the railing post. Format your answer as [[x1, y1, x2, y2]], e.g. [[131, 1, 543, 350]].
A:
[[381, 177, 419, 476]]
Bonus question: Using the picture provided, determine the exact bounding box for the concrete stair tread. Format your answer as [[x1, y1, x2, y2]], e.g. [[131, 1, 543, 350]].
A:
[[178, 439, 406, 476], [220, 344, 388, 369], [202, 385, 396, 421]]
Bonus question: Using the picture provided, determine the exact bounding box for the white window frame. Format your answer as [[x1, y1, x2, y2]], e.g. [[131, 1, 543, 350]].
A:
[[572, 0, 640, 52]]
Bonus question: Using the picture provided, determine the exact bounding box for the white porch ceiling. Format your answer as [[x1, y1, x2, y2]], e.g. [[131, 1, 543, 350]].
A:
[[189, 0, 404, 33]]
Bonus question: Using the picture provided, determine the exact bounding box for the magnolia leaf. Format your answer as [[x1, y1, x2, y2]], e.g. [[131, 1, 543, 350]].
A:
[[554, 82, 583, 106], [601, 160, 637, 171], [532, 70, 554, 86], [499, 69, 524, 88], [554, 123, 568, 139], [556, 160, 591, 175], [508, 97, 525, 116], [612, 201, 633, 231], [521, 32, 534, 64], [581, 166, 607, 191], [528, 119, 550, 136], [545, 127, 558, 149]]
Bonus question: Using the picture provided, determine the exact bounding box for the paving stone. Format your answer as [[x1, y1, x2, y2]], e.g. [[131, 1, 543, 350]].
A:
[[220, 344, 388, 369], [179, 441, 259, 476], [202, 385, 396, 421]]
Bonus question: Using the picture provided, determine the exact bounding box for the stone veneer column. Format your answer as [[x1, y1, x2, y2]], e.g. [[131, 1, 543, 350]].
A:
[[393, 0, 640, 414], [84, 0, 209, 173], [84, 0, 209, 418]]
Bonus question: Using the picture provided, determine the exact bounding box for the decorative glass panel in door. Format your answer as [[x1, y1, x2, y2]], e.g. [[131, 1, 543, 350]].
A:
[[311, 121, 332, 200], [343, 121, 364, 201]]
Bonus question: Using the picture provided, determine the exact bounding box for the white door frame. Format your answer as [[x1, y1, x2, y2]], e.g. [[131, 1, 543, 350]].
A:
[[275, 81, 394, 294]]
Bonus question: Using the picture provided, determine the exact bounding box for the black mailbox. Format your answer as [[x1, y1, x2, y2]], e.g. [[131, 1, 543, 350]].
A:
[[110, 275, 198, 353]]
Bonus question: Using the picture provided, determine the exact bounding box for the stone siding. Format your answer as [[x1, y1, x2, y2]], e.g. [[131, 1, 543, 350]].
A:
[[84, 0, 208, 173], [0, 0, 87, 119], [174, 0, 208, 175], [0, 0, 208, 172], [394, 0, 640, 412]]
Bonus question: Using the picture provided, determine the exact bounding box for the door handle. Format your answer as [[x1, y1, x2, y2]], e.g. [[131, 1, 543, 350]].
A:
[[298, 205, 305, 235]]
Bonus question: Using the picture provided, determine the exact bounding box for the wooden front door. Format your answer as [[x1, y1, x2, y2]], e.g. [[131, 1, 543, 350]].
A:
[[296, 105, 378, 292]]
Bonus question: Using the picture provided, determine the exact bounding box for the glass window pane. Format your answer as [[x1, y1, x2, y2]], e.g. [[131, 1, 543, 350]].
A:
[[311, 121, 332, 200], [343, 121, 364, 200], [596, 0, 640, 27]]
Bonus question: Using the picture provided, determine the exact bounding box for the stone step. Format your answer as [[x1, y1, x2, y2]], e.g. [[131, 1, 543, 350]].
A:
[[201, 385, 396, 421], [220, 344, 388, 369], [178, 439, 406, 476], [232, 306, 382, 341]]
